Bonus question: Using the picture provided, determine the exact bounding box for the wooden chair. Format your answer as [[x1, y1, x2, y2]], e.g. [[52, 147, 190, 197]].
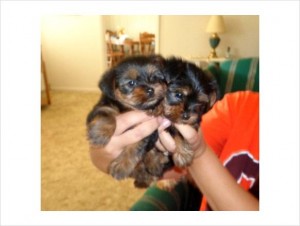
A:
[[41, 53, 51, 106], [123, 39, 140, 56], [105, 30, 125, 68], [139, 32, 155, 55]]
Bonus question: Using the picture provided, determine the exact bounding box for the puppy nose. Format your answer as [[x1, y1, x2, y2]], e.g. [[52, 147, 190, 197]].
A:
[[146, 87, 154, 97], [182, 112, 190, 120]]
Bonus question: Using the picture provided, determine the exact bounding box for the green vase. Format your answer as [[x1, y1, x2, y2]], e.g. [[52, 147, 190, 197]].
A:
[[209, 36, 220, 49]]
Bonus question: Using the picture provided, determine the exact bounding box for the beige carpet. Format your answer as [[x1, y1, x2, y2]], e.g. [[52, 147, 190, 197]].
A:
[[41, 91, 146, 211]]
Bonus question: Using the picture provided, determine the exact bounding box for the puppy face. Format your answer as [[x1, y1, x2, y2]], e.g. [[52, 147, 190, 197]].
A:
[[100, 55, 166, 111], [164, 84, 209, 125], [163, 58, 218, 126]]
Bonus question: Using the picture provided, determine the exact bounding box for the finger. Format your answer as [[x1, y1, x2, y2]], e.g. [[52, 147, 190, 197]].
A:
[[158, 130, 176, 152], [173, 123, 198, 140], [114, 111, 153, 135], [155, 140, 167, 152], [174, 123, 202, 150], [157, 117, 172, 132], [114, 117, 160, 148]]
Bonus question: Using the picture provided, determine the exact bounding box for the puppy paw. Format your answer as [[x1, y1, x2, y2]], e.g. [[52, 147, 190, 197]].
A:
[[87, 117, 116, 147], [146, 164, 165, 177], [147, 154, 171, 176], [172, 144, 194, 167], [143, 149, 172, 176], [108, 159, 134, 180]]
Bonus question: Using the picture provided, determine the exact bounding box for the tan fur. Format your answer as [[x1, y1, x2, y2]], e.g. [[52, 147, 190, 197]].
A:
[[172, 135, 194, 167], [108, 142, 142, 180]]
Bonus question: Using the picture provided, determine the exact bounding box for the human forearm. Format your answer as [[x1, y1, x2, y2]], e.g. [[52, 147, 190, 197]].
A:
[[188, 147, 259, 211]]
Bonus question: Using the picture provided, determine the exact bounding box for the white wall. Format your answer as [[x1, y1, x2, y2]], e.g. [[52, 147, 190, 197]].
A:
[[41, 15, 259, 91], [41, 15, 159, 91], [159, 15, 259, 59], [41, 15, 106, 91]]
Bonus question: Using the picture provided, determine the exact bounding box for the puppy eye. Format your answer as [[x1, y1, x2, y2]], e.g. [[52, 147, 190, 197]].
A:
[[128, 80, 137, 87], [175, 92, 184, 100]]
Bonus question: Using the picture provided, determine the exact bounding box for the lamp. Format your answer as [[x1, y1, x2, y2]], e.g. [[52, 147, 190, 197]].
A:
[[206, 15, 226, 58]]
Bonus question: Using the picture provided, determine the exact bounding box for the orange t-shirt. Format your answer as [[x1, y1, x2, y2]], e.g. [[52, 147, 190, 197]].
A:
[[200, 91, 259, 210]]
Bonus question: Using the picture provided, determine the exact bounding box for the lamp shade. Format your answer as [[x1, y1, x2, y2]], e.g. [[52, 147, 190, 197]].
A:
[[206, 15, 226, 34]]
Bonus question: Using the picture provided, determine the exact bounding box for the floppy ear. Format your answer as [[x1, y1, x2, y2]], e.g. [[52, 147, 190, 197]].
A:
[[149, 54, 166, 68], [208, 79, 221, 108], [99, 69, 116, 99], [200, 69, 220, 108], [208, 92, 217, 108]]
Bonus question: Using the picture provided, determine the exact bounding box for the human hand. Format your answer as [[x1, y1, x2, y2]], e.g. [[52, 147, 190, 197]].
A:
[[156, 119, 207, 159], [89, 111, 161, 173], [155, 118, 208, 179]]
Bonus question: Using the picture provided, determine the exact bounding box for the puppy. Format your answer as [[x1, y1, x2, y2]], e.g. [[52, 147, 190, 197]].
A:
[[162, 57, 219, 167], [86, 55, 168, 185], [163, 57, 218, 167], [153, 57, 219, 191], [135, 57, 219, 187]]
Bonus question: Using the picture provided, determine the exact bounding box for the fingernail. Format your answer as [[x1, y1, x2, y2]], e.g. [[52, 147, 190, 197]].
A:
[[161, 118, 171, 129]]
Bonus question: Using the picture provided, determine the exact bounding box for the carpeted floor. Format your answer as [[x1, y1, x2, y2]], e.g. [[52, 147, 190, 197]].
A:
[[41, 91, 146, 211]]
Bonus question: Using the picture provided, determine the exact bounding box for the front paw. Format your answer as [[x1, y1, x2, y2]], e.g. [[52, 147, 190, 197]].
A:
[[145, 151, 171, 176], [108, 159, 134, 180], [146, 163, 165, 177], [87, 117, 116, 147], [172, 142, 194, 167]]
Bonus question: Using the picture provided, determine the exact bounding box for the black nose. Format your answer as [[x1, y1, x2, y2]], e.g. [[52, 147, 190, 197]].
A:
[[146, 87, 154, 97], [182, 112, 190, 120]]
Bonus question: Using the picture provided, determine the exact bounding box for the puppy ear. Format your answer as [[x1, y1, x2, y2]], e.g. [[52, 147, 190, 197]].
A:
[[208, 79, 221, 107], [208, 92, 217, 108], [149, 54, 166, 68], [99, 69, 116, 99]]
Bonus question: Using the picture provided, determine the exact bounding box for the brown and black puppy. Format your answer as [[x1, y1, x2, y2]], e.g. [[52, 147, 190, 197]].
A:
[[86, 55, 169, 185], [135, 57, 220, 187], [162, 57, 219, 168]]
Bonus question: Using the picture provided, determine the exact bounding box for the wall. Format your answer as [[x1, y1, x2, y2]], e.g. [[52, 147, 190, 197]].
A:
[[159, 15, 259, 59], [41, 15, 159, 91], [41, 15, 105, 91], [41, 15, 259, 91]]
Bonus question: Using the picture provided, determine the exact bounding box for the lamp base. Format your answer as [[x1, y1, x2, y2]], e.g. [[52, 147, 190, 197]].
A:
[[208, 33, 220, 59], [208, 49, 218, 59]]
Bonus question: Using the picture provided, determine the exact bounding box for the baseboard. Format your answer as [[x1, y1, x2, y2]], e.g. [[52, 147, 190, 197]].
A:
[[51, 87, 99, 92]]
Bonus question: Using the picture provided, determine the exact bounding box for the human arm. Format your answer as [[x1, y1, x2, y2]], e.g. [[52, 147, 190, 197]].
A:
[[188, 144, 259, 210], [157, 122, 259, 211], [89, 111, 161, 173]]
